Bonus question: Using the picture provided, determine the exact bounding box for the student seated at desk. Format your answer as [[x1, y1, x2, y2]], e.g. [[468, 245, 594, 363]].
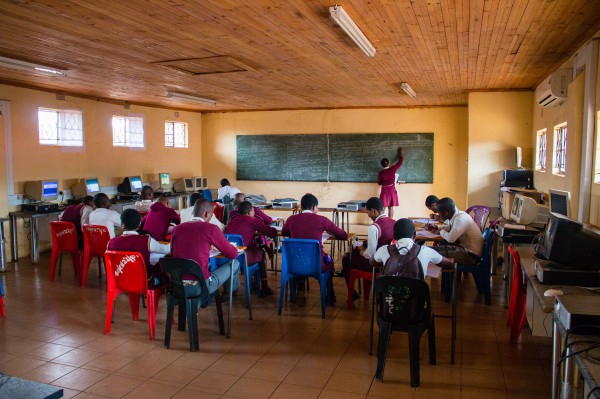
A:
[[217, 178, 240, 203], [374, 218, 453, 278], [142, 197, 180, 241], [89, 193, 121, 239], [341, 197, 395, 301], [427, 197, 483, 265], [282, 193, 348, 306], [224, 201, 277, 296], [171, 199, 240, 296], [107, 209, 170, 288], [228, 193, 273, 225], [181, 193, 225, 231], [134, 186, 155, 213], [425, 195, 444, 223], [59, 195, 95, 247]]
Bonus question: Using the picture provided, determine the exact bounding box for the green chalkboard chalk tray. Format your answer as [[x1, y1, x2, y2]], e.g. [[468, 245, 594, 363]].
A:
[[236, 133, 433, 183]]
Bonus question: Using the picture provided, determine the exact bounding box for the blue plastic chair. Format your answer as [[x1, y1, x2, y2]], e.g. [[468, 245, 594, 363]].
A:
[[277, 238, 330, 319], [444, 228, 494, 305], [224, 234, 260, 319]]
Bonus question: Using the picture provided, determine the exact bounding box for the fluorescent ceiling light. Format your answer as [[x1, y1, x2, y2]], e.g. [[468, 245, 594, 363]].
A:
[[167, 91, 217, 106], [329, 5, 376, 57], [400, 82, 417, 99], [0, 55, 67, 76]]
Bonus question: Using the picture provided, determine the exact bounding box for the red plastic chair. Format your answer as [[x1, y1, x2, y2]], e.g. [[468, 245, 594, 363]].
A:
[[507, 245, 527, 343], [0, 279, 5, 317], [49, 221, 82, 282], [347, 268, 379, 310], [466, 205, 491, 232], [81, 225, 111, 287], [213, 203, 224, 223], [104, 250, 164, 340]]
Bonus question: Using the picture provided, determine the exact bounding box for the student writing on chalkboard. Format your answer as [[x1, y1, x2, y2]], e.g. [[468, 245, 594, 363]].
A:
[[377, 147, 404, 218]]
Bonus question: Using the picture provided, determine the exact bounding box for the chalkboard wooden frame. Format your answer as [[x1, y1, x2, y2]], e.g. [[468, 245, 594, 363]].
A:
[[236, 133, 434, 183]]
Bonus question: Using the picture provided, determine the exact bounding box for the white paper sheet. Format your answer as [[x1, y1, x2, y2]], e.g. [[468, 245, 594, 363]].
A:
[[426, 264, 442, 279]]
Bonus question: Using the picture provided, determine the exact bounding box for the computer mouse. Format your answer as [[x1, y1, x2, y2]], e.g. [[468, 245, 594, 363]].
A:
[[544, 289, 564, 297]]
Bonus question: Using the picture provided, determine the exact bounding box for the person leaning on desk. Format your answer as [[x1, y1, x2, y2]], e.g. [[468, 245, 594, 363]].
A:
[[88, 193, 121, 239]]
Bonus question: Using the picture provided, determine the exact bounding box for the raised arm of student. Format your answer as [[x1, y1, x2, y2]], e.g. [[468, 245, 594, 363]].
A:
[[389, 147, 404, 174]]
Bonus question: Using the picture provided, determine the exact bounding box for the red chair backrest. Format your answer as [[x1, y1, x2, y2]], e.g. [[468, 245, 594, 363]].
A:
[[50, 221, 79, 252], [213, 203, 224, 223], [104, 250, 148, 295], [83, 225, 111, 258]]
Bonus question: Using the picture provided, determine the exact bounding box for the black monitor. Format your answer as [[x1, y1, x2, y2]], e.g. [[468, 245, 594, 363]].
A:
[[538, 213, 600, 270], [548, 189, 570, 218], [502, 169, 533, 188], [117, 176, 143, 193]]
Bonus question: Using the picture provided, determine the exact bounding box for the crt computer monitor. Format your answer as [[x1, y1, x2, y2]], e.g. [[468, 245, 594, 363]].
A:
[[194, 176, 207, 190], [548, 189, 570, 218], [71, 177, 100, 197], [128, 176, 143, 192], [510, 194, 537, 225], [539, 212, 600, 269], [158, 173, 170, 190], [85, 178, 100, 194], [25, 180, 59, 202]]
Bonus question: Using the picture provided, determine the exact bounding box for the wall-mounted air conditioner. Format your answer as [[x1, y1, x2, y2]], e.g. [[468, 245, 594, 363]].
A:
[[535, 68, 573, 107]]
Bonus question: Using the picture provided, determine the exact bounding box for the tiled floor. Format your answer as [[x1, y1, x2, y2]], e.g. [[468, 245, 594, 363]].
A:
[[0, 248, 553, 398]]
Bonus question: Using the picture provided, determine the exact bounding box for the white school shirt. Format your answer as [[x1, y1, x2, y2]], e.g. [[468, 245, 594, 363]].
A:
[[439, 210, 483, 257], [362, 214, 388, 260], [374, 238, 444, 277], [217, 185, 241, 200], [80, 205, 93, 226], [134, 199, 154, 213], [180, 206, 225, 231], [88, 208, 121, 239], [121, 230, 171, 265]]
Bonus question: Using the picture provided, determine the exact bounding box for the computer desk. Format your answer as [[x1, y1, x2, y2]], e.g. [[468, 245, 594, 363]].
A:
[[9, 210, 62, 264]]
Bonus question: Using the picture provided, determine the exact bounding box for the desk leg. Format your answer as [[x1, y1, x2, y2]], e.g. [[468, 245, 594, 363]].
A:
[[31, 216, 39, 264], [552, 321, 560, 399], [0, 221, 6, 272], [245, 253, 253, 321], [451, 267, 458, 365], [369, 266, 376, 356], [227, 259, 235, 339], [274, 235, 279, 275], [10, 214, 18, 263]]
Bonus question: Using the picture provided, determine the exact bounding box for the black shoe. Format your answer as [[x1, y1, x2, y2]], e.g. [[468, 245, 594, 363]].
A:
[[334, 270, 344, 277]]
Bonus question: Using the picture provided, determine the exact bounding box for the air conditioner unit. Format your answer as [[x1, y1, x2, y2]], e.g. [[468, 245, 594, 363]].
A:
[[535, 68, 573, 108]]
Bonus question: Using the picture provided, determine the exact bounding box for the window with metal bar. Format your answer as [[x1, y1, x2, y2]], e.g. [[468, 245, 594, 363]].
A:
[[535, 129, 547, 172], [553, 123, 567, 175], [38, 108, 83, 146], [112, 115, 144, 148], [164, 121, 188, 148]]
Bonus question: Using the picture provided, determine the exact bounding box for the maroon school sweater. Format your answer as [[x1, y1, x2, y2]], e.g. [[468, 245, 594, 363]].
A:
[[107, 233, 151, 274], [143, 201, 180, 241], [171, 219, 238, 279], [374, 216, 396, 248], [228, 207, 273, 225], [60, 203, 84, 237], [224, 215, 277, 265]]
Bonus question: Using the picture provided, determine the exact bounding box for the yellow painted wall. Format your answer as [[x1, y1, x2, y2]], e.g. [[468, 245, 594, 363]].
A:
[[201, 107, 469, 220], [467, 91, 534, 208], [0, 83, 203, 258], [532, 72, 585, 219], [589, 50, 600, 226]]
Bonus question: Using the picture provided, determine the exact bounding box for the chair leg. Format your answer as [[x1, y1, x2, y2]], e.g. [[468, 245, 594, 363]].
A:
[[408, 326, 422, 387], [347, 272, 356, 310], [105, 295, 115, 335], [141, 294, 146, 309], [164, 294, 174, 349], [214, 295, 225, 335], [375, 322, 392, 381], [428, 318, 436, 365], [98, 257, 102, 278], [0, 296, 5, 318], [58, 252, 63, 276], [320, 278, 328, 319], [177, 298, 186, 331], [146, 290, 161, 341], [128, 293, 141, 321], [186, 298, 199, 352], [81, 254, 90, 286], [50, 250, 60, 281], [278, 277, 287, 315]]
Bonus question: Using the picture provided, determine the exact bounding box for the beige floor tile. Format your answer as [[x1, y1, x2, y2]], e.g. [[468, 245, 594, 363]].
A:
[[53, 368, 110, 391], [368, 380, 415, 398], [271, 383, 322, 399], [462, 368, 506, 390], [79, 335, 129, 353], [122, 381, 181, 399], [153, 364, 203, 385], [170, 351, 220, 370], [188, 371, 240, 395], [20, 362, 77, 384], [244, 360, 293, 382], [319, 389, 368, 399], [507, 392, 550, 399], [85, 373, 144, 398], [171, 388, 221, 399], [503, 371, 550, 395], [73, 392, 113, 399], [83, 353, 134, 372], [461, 352, 502, 371], [336, 355, 378, 375], [284, 365, 332, 388], [53, 348, 103, 367], [26, 342, 74, 361], [206, 356, 255, 376], [224, 376, 279, 398], [461, 386, 508, 399], [413, 382, 460, 399], [325, 371, 374, 394]]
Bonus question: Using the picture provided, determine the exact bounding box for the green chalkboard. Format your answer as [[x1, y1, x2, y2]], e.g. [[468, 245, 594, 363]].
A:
[[236, 133, 434, 183], [329, 133, 433, 183], [236, 134, 329, 181]]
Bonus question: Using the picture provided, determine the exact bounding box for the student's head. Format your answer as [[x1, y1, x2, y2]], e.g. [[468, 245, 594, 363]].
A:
[[300, 193, 319, 211], [365, 197, 384, 221], [393, 218, 416, 241], [93, 193, 111, 209], [83, 195, 94, 207], [234, 192, 246, 206], [436, 197, 456, 220], [189, 193, 201, 208], [380, 158, 390, 168], [193, 199, 214, 221], [121, 208, 141, 231], [425, 195, 439, 212], [238, 201, 254, 216], [220, 178, 230, 187], [157, 196, 170, 207], [141, 186, 154, 200]]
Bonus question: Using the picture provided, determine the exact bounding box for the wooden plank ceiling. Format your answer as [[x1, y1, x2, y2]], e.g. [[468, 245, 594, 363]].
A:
[[0, 0, 599, 112]]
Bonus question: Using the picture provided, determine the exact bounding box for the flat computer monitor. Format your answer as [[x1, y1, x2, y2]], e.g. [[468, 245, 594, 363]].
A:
[[158, 172, 170, 190], [509, 194, 550, 226], [71, 177, 100, 197], [539, 212, 600, 269], [25, 179, 59, 202], [548, 189, 571, 218]]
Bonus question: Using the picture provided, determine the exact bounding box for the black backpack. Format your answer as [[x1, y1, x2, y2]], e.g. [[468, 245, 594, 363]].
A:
[[383, 244, 424, 280]]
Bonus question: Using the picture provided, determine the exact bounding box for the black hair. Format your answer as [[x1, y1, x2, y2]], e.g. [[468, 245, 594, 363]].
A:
[[425, 195, 439, 207], [83, 195, 94, 206], [300, 193, 318, 210], [121, 208, 141, 230], [393, 218, 416, 240], [141, 185, 154, 199], [380, 158, 390, 168], [189, 192, 201, 207], [220, 178, 229, 187], [234, 192, 246, 205], [365, 197, 383, 212], [193, 199, 213, 217], [436, 197, 456, 213], [93, 193, 110, 208], [238, 201, 253, 215]]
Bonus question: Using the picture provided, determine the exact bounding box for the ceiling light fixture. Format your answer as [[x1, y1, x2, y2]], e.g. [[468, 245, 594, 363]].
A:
[[329, 5, 376, 57], [0, 55, 67, 76], [400, 82, 417, 99], [167, 91, 217, 106]]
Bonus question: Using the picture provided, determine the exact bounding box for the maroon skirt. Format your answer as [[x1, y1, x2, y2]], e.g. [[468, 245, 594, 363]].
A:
[[379, 185, 399, 207]]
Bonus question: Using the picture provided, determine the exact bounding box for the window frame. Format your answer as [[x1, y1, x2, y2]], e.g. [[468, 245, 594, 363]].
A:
[[535, 129, 547, 172], [164, 121, 189, 148], [37, 107, 84, 147], [552, 122, 567, 176], [112, 114, 145, 148]]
